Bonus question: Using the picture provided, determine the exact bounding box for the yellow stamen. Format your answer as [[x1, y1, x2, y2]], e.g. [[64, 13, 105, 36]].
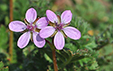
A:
[[57, 15, 61, 24], [24, 19, 30, 25], [49, 21, 56, 27]]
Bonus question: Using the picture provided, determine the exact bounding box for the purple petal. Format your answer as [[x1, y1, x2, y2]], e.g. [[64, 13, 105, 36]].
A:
[[63, 27, 81, 40], [61, 10, 72, 24], [9, 21, 27, 32], [46, 10, 58, 23], [36, 17, 48, 29], [39, 26, 55, 38], [54, 31, 65, 50], [33, 32, 45, 48], [17, 32, 31, 48], [25, 8, 37, 23]]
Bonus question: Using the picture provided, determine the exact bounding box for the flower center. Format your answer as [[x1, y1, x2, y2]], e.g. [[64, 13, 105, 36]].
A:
[[27, 24, 35, 31], [55, 24, 63, 31]]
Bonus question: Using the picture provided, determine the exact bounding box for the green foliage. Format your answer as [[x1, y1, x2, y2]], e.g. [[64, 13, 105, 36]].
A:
[[76, 0, 106, 23], [29, 0, 52, 17], [13, 0, 30, 20], [0, 25, 9, 63], [0, 25, 8, 50], [0, 61, 8, 71], [57, 49, 91, 67], [22, 49, 49, 71], [69, 0, 108, 28], [0, 0, 8, 22]]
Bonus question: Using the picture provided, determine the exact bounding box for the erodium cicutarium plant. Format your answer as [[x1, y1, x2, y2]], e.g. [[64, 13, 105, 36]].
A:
[[8, 8, 81, 71], [9, 8, 48, 48], [40, 10, 81, 50]]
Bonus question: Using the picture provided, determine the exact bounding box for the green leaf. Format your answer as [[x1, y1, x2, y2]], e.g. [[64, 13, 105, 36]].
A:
[[0, 62, 4, 69], [0, 62, 8, 71], [65, 43, 77, 52], [0, 25, 8, 50], [89, 58, 99, 70], [59, 50, 70, 59], [56, 51, 66, 62], [85, 41, 97, 50], [57, 49, 91, 68]]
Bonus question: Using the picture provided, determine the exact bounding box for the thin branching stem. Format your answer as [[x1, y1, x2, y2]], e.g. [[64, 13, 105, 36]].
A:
[[52, 49, 58, 71], [9, 0, 13, 62], [46, 39, 58, 71]]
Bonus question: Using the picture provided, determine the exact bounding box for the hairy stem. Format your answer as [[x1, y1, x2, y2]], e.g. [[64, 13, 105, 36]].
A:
[[9, 0, 13, 62], [52, 49, 58, 71]]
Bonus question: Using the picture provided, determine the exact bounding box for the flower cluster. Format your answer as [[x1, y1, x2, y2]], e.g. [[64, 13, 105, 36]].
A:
[[9, 8, 81, 50]]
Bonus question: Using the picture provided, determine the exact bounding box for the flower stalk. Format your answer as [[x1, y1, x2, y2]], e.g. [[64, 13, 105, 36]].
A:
[[52, 49, 58, 71], [46, 39, 58, 71], [9, 0, 13, 62]]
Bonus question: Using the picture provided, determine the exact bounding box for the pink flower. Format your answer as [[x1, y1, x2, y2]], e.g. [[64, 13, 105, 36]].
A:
[[9, 8, 48, 48], [40, 10, 81, 50]]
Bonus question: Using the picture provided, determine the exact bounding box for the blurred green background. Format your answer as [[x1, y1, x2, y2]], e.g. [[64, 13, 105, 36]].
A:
[[0, 0, 113, 71]]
